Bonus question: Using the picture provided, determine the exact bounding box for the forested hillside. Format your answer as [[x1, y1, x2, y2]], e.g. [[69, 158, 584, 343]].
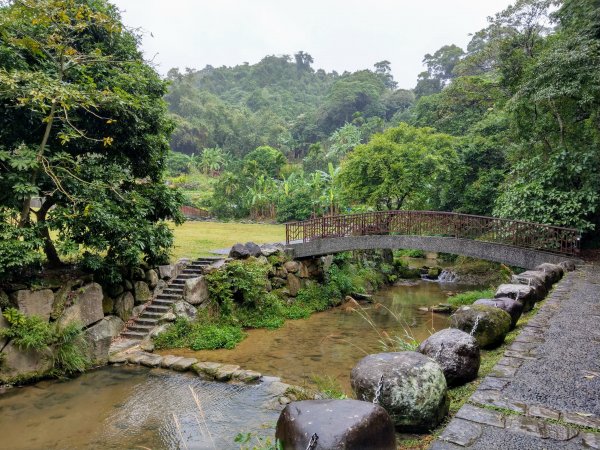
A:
[[166, 0, 599, 242]]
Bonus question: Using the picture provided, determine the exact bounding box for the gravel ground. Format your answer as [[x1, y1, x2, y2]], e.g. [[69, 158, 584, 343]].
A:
[[502, 264, 600, 415]]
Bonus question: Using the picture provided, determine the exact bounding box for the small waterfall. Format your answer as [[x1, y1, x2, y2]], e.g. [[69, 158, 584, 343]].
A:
[[438, 269, 458, 283]]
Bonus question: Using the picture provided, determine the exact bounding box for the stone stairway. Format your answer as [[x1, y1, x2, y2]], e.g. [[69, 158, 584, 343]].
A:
[[121, 257, 221, 340]]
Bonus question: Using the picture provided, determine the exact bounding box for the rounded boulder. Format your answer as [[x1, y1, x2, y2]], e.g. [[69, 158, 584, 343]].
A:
[[450, 305, 511, 348], [474, 297, 523, 329], [350, 351, 449, 432], [275, 399, 396, 450], [418, 328, 480, 387]]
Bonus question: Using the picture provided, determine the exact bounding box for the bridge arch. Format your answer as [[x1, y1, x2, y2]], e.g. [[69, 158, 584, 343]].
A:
[[285, 211, 581, 269]]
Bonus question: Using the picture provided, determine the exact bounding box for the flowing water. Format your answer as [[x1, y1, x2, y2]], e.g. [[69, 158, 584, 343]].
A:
[[0, 279, 473, 449]]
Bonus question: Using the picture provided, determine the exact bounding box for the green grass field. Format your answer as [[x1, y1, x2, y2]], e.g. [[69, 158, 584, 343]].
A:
[[170, 221, 286, 260]]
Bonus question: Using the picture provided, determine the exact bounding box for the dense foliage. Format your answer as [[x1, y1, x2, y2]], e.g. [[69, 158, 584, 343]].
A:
[[165, 0, 599, 243], [0, 0, 183, 281]]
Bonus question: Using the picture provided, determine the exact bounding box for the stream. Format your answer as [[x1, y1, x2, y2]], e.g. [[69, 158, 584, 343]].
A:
[[0, 279, 475, 449]]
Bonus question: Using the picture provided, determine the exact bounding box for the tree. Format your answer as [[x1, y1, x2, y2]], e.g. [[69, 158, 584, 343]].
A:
[[243, 146, 286, 178], [415, 45, 465, 97], [199, 147, 226, 175], [338, 124, 458, 210], [374, 60, 397, 90], [0, 0, 182, 279], [326, 123, 362, 162]]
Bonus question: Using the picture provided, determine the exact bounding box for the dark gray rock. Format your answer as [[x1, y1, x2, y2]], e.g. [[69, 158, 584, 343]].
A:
[[495, 284, 538, 312], [350, 351, 449, 432], [474, 297, 523, 328], [558, 260, 576, 272], [260, 243, 283, 257], [510, 273, 548, 303], [418, 328, 480, 387], [245, 241, 262, 257], [535, 263, 563, 284], [450, 305, 512, 348], [275, 399, 396, 450], [173, 300, 197, 320], [229, 243, 250, 259]]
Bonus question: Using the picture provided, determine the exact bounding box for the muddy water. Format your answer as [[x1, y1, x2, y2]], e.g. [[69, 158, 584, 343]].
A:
[[166, 281, 470, 393], [0, 365, 281, 450]]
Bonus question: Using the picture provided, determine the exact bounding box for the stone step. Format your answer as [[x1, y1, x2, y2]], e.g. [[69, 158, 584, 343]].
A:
[[128, 324, 155, 333], [163, 287, 184, 293], [146, 304, 170, 313], [182, 268, 204, 274], [121, 331, 146, 340], [153, 299, 175, 306], [135, 318, 158, 326], [171, 279, 186, 285], [156, 293, 181, 300], [176, 274, 199, 280], [140, 311, 163, 319]]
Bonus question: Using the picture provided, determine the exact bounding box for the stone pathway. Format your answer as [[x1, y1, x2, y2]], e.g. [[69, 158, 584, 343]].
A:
[[431, 264, 600, 449]]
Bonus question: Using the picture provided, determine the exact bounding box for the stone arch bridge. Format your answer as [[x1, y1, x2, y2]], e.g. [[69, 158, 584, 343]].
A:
[[284, 211, 581, 269]]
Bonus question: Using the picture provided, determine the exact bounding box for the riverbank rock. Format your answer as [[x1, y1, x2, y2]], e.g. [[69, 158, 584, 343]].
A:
[[418, 329, 480, 387], [84, 316, 125, 364], [0, 309, 9, 350], [474, 297, 523, 328], [450, 305, 511, 348], [275, 399, 396, 450], [10, 289, 54, 322], [183, 276, 209, 305], [510, 273, 548, 301], [535, 263, 563, 284], [287, 273, 301, 297], [495, 284, 538, 312], [283, 260, 300, 273], [0, 341, 52, 381], [158, 264, 175, 280], [260, 243, 283, 257], [145, 269, 159, 288], [558, 260, 576, 272], [229, 243, 250, 259], [350, 351, 449, 432], [58, 283, 104, 328]]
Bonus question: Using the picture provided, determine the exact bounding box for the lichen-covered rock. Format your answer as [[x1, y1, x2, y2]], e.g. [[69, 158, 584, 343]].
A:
[[114, 292, 134, 322], [0, 341, 52, 382], [58, 283, 104, 328], [245, 242, 262, 257], [102, 295, 115, 315], [173, 300, 197, 320], [495, 284, 538, 312], [134, 281, 152, 304], [287, 273, 301, 297], [84, 316, 125, 364], [183, 276, 209, 305], [131, 267, 145, 281], [260, 243, 283, 257], [10, 289, 54, 322], [418, 328, 480, 387], [276, 399, 396, 450], [158, 264, 175, 280], [145, 269, 159, 288], [474, 297, 523, 329], [229, 243, 250, 259], [283, 261, 299, 273], [350, 351, 449, 432], [450, 305, 511, 348]]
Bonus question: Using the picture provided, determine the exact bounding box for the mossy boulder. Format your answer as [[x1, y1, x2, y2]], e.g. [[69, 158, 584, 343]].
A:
[[351, 351, 449, 432], [450, 305, 511, 348]]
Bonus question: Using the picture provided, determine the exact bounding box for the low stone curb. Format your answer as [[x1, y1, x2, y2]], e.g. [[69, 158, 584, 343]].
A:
[[431, 268, 600, 449]]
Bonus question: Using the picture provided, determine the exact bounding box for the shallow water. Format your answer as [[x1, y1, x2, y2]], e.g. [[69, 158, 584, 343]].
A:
[[0, 365, 280, 450], [0, 280, 472, 450], [166, 280, 471, 393]]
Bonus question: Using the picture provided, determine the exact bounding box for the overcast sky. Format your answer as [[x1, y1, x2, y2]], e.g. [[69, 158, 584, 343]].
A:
[[112, 0, 513, 88]]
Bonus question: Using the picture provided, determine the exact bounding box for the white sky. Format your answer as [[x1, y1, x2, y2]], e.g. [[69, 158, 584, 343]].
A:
[[112, 0, 513, 88]]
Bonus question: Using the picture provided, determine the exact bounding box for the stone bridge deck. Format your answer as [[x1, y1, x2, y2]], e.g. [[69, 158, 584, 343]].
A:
[[431, 264, 600, 449]]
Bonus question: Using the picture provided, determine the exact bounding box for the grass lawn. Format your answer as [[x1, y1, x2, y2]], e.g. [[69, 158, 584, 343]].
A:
[[170, 221, 286, 260]]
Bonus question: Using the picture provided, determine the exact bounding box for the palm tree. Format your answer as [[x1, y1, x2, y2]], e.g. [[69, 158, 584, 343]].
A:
[[199, 147, 226, 176]]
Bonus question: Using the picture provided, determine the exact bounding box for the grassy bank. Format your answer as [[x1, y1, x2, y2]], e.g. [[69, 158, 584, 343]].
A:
[[170, 221, 285, 260]]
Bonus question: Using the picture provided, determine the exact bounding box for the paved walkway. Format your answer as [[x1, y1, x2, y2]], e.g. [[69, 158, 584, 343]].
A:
[[431, 264, 600, 449]]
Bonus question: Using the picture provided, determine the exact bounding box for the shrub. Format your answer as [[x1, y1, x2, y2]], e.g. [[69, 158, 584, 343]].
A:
[[153, 317, 245, 350], [395, 249, 426, 258]]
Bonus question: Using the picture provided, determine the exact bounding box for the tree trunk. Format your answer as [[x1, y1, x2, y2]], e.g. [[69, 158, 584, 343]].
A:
[[35, 196, 62, 268]]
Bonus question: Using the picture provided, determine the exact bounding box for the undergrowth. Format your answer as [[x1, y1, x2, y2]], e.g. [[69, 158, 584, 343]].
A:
[[446, 289, 495, 307]]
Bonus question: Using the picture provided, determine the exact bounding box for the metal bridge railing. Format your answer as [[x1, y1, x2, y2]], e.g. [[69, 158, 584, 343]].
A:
[[285, 211, 581, 256]]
